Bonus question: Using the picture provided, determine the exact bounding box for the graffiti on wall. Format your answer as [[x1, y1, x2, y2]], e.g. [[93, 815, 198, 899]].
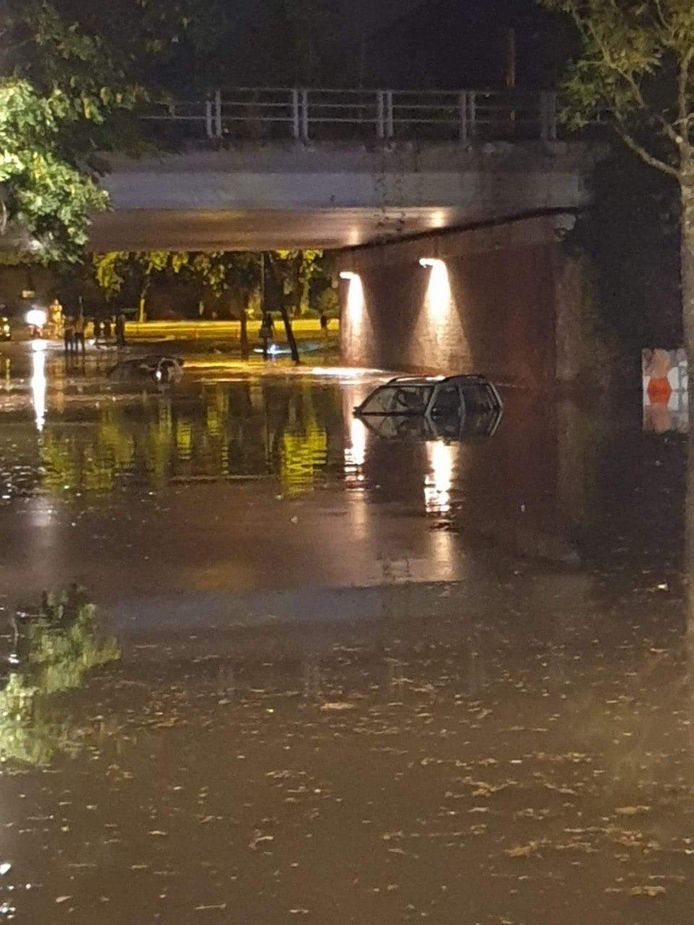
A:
[[642, 348, 688, 434]]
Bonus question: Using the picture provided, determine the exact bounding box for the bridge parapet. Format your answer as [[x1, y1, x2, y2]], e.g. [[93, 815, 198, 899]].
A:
[[144, 87, 558, 144]]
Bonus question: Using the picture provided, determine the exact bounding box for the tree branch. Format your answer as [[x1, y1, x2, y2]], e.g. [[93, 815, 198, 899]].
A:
[[612, 122, 680, 180], [678, 46, 694, 154]]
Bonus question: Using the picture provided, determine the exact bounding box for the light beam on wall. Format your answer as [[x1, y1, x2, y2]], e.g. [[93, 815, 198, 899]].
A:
[[341, 271, 366, 349], [420, 257, 453, 325]]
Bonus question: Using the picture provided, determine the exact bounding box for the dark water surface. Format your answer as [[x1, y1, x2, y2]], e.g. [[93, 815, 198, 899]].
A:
[[0, 342, 692, 924]]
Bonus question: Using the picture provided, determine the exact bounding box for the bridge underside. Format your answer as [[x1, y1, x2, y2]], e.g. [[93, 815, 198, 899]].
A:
[[88, 143, 595, 252], [90, 206, 521, 251]]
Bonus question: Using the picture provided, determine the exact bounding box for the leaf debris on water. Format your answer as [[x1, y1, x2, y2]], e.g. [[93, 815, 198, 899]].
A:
[[504, 842, 542, 859]]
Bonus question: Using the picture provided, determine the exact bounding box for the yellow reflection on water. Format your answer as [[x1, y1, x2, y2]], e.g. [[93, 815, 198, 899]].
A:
[[281, 426, 328, 495]]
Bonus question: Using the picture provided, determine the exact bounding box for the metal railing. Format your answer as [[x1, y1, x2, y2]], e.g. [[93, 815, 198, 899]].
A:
[[143, 87, 559, 143]]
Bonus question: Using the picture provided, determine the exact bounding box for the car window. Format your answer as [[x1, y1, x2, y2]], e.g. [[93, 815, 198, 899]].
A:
[[359, 385, 434, 414], [431, 386, 461, 416], [460, 383, 498, 413]]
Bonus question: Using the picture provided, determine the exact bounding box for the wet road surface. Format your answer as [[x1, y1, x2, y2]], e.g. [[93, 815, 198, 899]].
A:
[[0, 341, 692, 923]]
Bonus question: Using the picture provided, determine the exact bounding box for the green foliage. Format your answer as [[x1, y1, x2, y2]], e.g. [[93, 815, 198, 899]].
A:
[[540, 0, 694, 179], [315, 285, 339, 317], [0, 674, 73, 767], [0, 79, 108, 261], [272, 250, 331, 314], [0, 0, 199, 261], [24, 595, 121, 695], [91, 250, 332, 317], [0, 589, 120, 766], [3, 0, 197, 119], [92, 250, 128, 295]]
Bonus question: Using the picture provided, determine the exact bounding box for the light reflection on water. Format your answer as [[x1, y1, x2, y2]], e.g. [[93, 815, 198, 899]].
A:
[[424, 440, 456, 515], [30, 341, 47, 433], [1, 351, 694, 924], [1, 362, 397, 502], [0, 352, 688, 588]]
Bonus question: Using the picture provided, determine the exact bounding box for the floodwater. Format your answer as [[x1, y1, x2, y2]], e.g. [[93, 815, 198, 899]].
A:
[[0, 341, 692, 924]]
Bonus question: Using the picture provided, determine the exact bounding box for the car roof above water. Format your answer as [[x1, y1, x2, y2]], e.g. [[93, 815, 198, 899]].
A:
[[386, 375, 492, 386]]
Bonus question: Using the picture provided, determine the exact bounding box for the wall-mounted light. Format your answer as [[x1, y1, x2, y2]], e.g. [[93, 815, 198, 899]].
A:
[[340, 270, 359, 280], [419, 258, 444, 268]]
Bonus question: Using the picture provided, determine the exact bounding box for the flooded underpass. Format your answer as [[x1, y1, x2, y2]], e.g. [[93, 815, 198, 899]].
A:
[[0, 342, 692, 924]]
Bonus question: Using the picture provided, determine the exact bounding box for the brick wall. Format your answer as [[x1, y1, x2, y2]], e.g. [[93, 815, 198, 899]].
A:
[[339, 214, 587, 388]]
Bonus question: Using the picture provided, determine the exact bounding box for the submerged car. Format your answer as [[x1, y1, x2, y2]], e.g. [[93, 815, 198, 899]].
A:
[[354, 375, 503, 428], [358, 406, 502, 442], [109, 355, 184, 384]]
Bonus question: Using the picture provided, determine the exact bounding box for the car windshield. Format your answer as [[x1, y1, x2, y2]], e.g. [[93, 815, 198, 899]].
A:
[[359, 384, 435, 415], [460, 383, 499, 413]]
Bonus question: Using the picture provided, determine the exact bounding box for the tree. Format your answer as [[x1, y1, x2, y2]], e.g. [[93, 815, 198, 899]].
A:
[[0, 0, 196, 261], [266, 250, 327, 364], [539, 1, 694, 383], [92, 250, 262, 357], [92, 249, 332, 362], [0, 81, 107, 261]]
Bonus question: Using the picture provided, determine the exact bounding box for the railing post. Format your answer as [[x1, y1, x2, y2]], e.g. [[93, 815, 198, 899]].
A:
[[376, 90, 385, 139], [385, 90, 394, 139], [214, 89, 222, 138], [545, 91, 558, 141], [205, 98, 214, 139], [291, 89, 300, 139], [300, 89, 309, 141], [468, 91, 477, 139], [459, 90, 468, 142]]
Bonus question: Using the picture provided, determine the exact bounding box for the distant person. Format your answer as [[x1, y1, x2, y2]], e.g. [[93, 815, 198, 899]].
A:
[[115, 311, 127, 348], [259, 313, 274, 360], [48, 298, 63, 338], [320, 312, 329, 341], [103, 317, 112, 340], [63, 313, 75, 353], [74, 314, 86, 354]]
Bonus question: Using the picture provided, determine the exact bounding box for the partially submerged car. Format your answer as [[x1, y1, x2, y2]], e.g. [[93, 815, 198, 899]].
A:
[[358, 406, 502, 442], [109, 355, 184, 384], [354, 375, 503, 433]]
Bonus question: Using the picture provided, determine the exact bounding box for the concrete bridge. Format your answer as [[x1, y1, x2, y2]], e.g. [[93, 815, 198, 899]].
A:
[[91, 87, 593, 252], [90, 87, 603, 388], [93, 141, 593, 252]]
